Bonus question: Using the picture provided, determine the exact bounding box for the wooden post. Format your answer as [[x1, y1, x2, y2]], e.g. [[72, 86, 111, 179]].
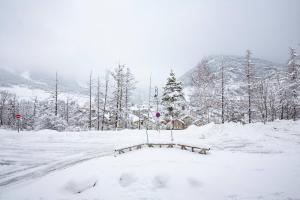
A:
[[17, 119, 20, 133]]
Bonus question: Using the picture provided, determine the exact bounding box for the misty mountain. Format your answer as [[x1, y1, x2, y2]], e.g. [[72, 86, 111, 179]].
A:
[[179, 55, 285, 92], [0, 67, 87, 95]]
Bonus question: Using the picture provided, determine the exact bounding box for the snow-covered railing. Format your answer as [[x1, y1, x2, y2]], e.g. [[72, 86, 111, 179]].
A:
[[114, 143, 210, 156]]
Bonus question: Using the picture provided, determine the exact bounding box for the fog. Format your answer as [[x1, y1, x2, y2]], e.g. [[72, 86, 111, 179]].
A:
[[0, 0, 299, 89]]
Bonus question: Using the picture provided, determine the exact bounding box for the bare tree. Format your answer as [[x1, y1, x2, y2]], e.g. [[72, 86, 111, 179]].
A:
[[111, 64, 136, 130], [287, 47, 298, 120], [190, 58, 215, 123], [111, 64, 125, 129], [32, 96, 38, 127], [245, 50, 253, 123], [89, 71, 92, 130], [101, 72, 109, 131], [96, 76, 100, 130], [138, 105, 141, 130], [256, 79, 268, 124], [221, 59, 225, 124], [66, 97, 69, 124], [55, 71, 58, 116], [0, 91, 9, 126], [124, 67, 136, 128]]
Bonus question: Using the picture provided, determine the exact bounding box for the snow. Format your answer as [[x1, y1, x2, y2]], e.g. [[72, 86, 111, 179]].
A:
[[128, 113, 139, 122], [0, 120, 300, 199]]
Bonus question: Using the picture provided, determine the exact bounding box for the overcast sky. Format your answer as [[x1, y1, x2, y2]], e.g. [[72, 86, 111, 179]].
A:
[[0, 0, 299, 89]]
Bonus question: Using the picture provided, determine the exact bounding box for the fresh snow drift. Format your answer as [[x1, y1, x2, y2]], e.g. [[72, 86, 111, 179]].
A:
[[0, 120, 300, 200]]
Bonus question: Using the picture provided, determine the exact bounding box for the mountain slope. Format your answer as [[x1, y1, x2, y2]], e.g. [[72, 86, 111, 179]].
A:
[[180, 55, 284, 87], [0, 67, 87, 100], [0, 67, 86, 93]]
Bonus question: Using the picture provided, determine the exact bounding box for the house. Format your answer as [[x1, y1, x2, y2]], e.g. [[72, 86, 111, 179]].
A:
[[166, 119, 186, 130], [129, 113, 142, 129]]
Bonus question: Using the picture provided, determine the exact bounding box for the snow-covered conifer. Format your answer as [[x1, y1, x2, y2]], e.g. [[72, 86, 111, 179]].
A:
[[161, 70, 186, 123]]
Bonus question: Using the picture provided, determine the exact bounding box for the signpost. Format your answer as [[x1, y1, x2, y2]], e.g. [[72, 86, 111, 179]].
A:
[[16, 114, 21, 133], [155, 112, 161, 133], [155, 112, 160, 118], [154, 87, 160, 132]]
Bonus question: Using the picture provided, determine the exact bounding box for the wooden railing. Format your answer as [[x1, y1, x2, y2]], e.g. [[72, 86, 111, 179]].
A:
[[114, 143, 210, 155]]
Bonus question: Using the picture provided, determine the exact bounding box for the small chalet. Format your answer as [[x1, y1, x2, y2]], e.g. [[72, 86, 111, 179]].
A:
[[166, 119, 186, 130]]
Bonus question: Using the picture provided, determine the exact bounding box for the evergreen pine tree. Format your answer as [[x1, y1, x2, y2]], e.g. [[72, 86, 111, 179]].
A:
[[161, 70, 186, 122]]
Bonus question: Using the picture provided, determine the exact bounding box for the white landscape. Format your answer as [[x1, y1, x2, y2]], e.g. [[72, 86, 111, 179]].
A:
[[0, 0, 300, 200], [0, 120, 300, 200]]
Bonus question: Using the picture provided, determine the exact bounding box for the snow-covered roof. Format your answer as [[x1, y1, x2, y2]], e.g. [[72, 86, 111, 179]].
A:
[[181, 115, 195, 120], [128, 114, 140, 122], [130, 104, 149, 111], [167, 119, 185, 125]]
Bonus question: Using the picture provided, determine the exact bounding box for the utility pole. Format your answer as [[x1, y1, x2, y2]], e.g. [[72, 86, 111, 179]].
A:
[[154, 86, 160, 132], [170, 98, 174, 142]]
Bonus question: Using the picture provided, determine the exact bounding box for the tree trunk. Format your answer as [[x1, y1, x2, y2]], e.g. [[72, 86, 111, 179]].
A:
[[246, 50, 252, 123], [89, 71, 92, 130], [55, 72, 58, 116], [221, 59, 225, 124], [101, 77, 108, 131], [97, 76, 100, 130], [66, 98, 69, 124]]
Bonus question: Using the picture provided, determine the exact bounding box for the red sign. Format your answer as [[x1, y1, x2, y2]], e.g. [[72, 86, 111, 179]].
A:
[[156, 112, 161, 118], [16, 114, 21, 119]]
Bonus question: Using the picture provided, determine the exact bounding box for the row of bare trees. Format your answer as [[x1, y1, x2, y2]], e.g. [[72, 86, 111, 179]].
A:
[[0, 64, 136, 131], [78, 64, 136, 131]]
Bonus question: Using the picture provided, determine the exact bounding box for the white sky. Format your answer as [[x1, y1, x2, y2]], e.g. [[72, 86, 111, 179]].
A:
[[0, 0, 299, 89]]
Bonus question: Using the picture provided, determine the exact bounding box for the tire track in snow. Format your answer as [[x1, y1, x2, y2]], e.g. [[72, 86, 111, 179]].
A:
[[0, 151, 113, 188]]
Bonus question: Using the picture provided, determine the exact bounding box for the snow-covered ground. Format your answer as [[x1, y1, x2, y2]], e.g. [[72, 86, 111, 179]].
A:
[[0, 120, 300, 200]]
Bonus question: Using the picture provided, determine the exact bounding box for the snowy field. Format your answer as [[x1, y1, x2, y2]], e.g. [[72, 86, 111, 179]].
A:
[[0, 120, 300, 200]]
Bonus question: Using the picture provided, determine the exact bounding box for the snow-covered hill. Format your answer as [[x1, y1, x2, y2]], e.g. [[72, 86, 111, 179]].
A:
[[0, 67, 88, 102], [0, 120, 299, 200], [179, 55, 284, 87]]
